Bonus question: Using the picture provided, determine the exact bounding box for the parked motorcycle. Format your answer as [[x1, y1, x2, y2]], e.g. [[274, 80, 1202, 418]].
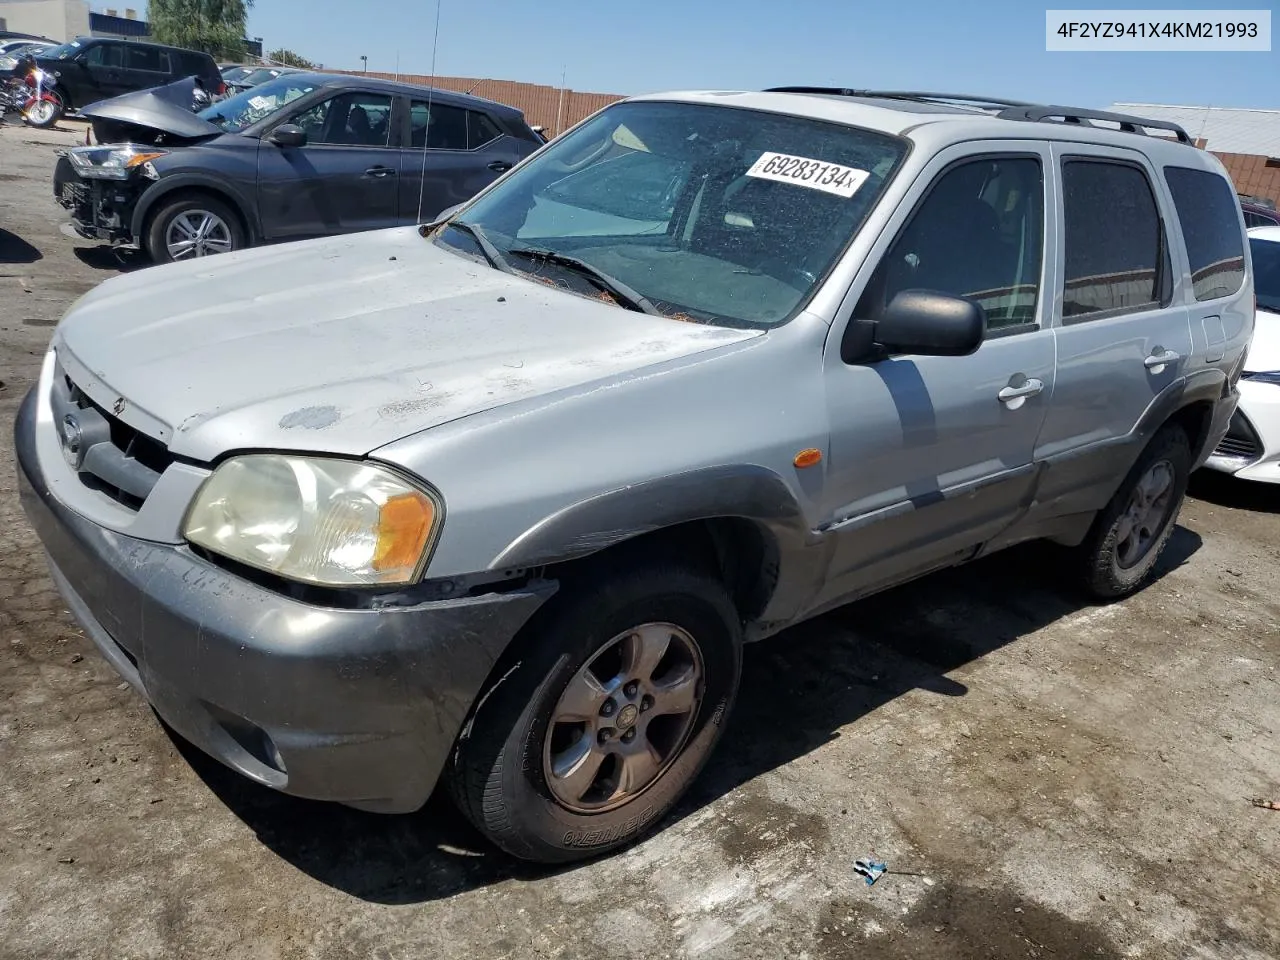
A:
[[20, 56, 63, 128]]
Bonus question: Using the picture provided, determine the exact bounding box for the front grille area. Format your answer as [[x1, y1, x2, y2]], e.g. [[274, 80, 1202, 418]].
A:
[[1213, 410, 1261, 463], [51, 359, 174, 510]]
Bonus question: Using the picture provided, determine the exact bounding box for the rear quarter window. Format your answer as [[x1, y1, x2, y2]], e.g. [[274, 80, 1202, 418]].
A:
[[1164, 166, 1247, 301]]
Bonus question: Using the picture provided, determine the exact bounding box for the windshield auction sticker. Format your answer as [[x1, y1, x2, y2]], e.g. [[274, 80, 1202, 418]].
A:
[[1046, 9, 1271, 50], [746, 153, 870, 198]]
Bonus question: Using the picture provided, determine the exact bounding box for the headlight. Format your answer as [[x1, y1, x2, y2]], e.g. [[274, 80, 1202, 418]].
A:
[[67, 145, 168, 180], [183, 455, 441, 587], [1243, 371, 1280, 386]]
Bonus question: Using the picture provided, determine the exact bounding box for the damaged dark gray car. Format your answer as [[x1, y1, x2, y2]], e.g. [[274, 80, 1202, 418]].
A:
[[54, 72, 542, 263]]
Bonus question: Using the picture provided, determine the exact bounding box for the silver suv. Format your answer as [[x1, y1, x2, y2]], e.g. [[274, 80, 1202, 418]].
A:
[[15, 88, 1253, 863]]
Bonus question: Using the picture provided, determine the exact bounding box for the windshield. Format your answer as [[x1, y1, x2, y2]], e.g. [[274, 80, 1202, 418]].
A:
[[433, 100, 906, 328], [1252, 236, 1280, 313], [198, 75, 319, 132], [39, 40, 82, 60], [237, 67, 289, 87]]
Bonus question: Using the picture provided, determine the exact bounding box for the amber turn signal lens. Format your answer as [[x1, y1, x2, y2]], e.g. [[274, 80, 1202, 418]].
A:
[[373, 491, 436, 573], [793, 448, 823, 468], [124, 152, 167, 169]]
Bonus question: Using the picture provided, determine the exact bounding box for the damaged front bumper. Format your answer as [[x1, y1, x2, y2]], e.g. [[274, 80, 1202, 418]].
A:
[[53, 153, 144, 245], [14, 385, 556, 813]]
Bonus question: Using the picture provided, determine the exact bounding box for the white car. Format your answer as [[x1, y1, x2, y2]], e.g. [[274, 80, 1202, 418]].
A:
[[0, 39, 54, 70], [1205, 225, 1280, 481]]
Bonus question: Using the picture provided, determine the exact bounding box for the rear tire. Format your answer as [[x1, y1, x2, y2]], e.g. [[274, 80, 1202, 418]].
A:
[[146, 194, 245, 264], [448, 561, 742, 863], [1078, 423, 1190, 599]]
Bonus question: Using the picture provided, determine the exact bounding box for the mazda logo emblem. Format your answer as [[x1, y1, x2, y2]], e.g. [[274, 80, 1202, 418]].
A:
[[59, 414, 83, 469]]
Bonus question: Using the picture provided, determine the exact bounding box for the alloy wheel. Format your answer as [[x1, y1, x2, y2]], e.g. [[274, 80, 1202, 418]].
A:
[[543, 622, 704, 813], [1115, 458, 1175, 569], [166, 210, 234, 259]]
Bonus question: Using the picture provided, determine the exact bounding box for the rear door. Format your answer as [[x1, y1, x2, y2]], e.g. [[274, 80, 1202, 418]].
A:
[[814, 144, 1057, 611], [120, 44, 171, 93], [1032, 143, 1196, 520], [256, 89, 401, 240], [398, 99, 523, 223]]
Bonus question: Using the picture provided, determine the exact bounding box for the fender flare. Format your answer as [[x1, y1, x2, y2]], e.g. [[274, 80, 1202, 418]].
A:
[[489, 464, 814, 571], [131, 174, 261, 244], [1133, 367, 1227, 453]]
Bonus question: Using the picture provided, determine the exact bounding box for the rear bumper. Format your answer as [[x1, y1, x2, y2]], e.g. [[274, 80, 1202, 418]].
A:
[[14, 387, 554, 812]]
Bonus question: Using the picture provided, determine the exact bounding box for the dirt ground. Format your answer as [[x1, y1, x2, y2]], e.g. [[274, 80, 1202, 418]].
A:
[[1, 120, 1278, 960]]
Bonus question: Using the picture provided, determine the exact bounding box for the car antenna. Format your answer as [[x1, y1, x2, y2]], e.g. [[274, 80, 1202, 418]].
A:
[[417, 0, 443, 225]]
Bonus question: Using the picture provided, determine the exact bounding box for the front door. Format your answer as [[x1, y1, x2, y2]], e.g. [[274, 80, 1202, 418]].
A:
[[257, 90, 401, 241], [812, 144, 1057, 614], [78, 42, 129, 104], [398, 99, 523, 223], [1030, 144, 1196, 522]]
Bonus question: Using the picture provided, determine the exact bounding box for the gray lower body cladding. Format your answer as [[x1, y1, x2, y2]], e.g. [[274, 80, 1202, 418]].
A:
[[14, 388, 554, 812]]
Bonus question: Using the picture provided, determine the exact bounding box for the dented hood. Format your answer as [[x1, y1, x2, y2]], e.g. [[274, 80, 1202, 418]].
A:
[[80, 77, 221, 140], [52, 227, 761, 462]]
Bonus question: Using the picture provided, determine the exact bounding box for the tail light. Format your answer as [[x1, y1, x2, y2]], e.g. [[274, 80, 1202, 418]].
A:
[[217, 80, 226, 96]]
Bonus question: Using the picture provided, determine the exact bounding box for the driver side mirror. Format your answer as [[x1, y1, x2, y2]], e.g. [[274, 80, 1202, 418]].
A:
[[873, 290, 986, 357], [269, 124, 307, 148]]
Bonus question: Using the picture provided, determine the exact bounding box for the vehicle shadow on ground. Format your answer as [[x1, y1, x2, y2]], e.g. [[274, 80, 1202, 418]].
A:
[[0, 227, 42, 265], [1189, 470, 1280, 514], [72, 245, 146, 273], [178, 529, 1202, 904]]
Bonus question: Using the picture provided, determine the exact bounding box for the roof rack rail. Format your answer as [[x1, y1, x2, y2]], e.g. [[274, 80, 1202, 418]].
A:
[[995, 105, 1193, 144], [763, 87, 1035, 111]]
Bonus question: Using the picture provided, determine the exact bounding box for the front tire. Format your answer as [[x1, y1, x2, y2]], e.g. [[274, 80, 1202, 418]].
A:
[[1078, 423, 1191, 599], [146, 195, 245, 264], [448, 562, 742, 863], [23, 92, 63, 129]]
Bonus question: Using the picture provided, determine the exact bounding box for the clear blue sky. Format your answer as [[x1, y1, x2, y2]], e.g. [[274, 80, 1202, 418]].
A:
[[169, 1, 1280, 108]]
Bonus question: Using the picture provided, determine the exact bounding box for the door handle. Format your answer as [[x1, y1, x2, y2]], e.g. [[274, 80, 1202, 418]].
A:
[[487, 160, 513, 172], [364, 166, 397, 178], [1144, 349, 1181, 370], [998, 378, 1044, 404]]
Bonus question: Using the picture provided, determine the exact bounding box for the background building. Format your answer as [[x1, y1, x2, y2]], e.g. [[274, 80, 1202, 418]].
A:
[[0, 0, 262, 58], [0, 0, 89, 42], [1109, 102, 1280, 205]]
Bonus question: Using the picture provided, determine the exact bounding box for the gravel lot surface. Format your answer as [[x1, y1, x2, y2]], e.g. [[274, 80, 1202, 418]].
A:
[[1, 120, 1278, 960]]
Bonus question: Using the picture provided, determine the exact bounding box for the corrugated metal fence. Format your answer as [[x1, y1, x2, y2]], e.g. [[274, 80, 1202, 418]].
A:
[[345, 72, 625, 137]]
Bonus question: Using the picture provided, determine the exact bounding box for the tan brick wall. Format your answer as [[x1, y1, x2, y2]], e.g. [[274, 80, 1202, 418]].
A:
[[1212, 151, 1280, 206], [338, 74, 1280, 207], [341, 71, 625, 136]]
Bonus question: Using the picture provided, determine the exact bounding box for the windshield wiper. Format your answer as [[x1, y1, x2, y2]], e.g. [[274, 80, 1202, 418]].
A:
[[507, 247, 661, 316], [441, 219, 516, 275]]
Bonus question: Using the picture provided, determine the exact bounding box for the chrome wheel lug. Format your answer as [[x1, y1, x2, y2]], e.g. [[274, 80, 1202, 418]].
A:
[[624, 680, 639, 699], [600, 698, 616, 718], [621, 728, 636, 744], [640, 695, 654, 712], [598, 728, 614, 744]]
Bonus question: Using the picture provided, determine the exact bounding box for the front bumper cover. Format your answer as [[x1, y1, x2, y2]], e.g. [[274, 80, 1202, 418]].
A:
[[53, 154, 142, 244], [14, 387, 555, 812]]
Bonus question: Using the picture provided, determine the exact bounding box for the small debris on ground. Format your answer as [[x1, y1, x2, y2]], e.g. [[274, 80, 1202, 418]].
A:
[[57, 857, 75, 864], [70, 654, 83, 663], [1250, 798, 1280, 811], [854, 859, 888, 886]]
